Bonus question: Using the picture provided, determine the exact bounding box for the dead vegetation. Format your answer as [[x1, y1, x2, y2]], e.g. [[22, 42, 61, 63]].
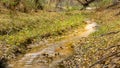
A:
[[59, 7, 120, 68], [0, 0, 120, 68]]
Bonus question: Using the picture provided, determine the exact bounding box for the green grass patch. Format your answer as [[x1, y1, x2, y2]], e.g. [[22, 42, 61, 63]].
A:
[[92, 19, 120, 36], [0, 11, 87, 58]]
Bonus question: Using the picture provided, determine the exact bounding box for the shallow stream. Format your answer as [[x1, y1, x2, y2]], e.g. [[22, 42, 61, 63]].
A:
[[11, 22, 98, 68]]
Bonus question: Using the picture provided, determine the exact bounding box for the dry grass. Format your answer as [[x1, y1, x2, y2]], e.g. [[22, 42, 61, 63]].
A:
[[0, 10, 87, 60], [59, 8, 120, 68]]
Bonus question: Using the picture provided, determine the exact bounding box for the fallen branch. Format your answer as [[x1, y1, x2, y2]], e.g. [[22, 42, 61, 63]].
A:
[[77, 0, 96, 10], [115, 11, 120, 16], [100, 31, 120, 37], [89, 52, 120, 68], [106, 0, 120, 9], [104, 45, 120, 51]]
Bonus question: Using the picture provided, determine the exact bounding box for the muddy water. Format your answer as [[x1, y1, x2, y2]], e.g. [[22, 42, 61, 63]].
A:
[[11, 23, 98, 68]]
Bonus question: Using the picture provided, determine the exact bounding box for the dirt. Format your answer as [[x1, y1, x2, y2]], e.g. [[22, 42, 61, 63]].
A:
[[8, 22, 98, 68]]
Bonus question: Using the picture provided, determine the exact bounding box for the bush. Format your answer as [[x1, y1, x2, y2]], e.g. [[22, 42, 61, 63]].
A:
[[0, 0, 45, 12]]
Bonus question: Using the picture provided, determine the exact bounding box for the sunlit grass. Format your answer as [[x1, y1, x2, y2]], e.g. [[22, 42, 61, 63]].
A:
[[0, 11, 86, 46]]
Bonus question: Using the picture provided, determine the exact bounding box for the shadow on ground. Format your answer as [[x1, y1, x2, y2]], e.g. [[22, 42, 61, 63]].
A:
[[0, 58, 8, 68]]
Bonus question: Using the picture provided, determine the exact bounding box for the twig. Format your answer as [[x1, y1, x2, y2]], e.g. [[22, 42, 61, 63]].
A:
[[100, 31, 120, 37], [104, 45, 120, 51], [89, 52, 120, 68], [115, 11, 120, 16]]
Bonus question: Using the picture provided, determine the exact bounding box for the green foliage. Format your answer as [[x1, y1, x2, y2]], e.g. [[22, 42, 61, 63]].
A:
[[23, 0, 45, 10], [1, 0, 17, 6], [0, 11, 87, 58], [0, 0, 115, 12], [91, 0, 113, 7]]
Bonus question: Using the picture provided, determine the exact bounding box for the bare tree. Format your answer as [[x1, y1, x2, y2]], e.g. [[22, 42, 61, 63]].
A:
[[34, 0, 44, 10], [55, 0, 63, 8], [107, 0, 120, 8], [77, 0, 96, 9]]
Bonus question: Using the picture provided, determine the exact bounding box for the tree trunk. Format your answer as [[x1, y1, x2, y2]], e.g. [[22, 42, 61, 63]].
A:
[[77, 0, 96, 8]]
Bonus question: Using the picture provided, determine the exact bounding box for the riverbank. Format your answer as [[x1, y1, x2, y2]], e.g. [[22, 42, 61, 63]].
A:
[[0, 10, 87, 67], [60, 8, 120, 68], [10, 20, 97, 68], [0, 6, 120, 68]]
